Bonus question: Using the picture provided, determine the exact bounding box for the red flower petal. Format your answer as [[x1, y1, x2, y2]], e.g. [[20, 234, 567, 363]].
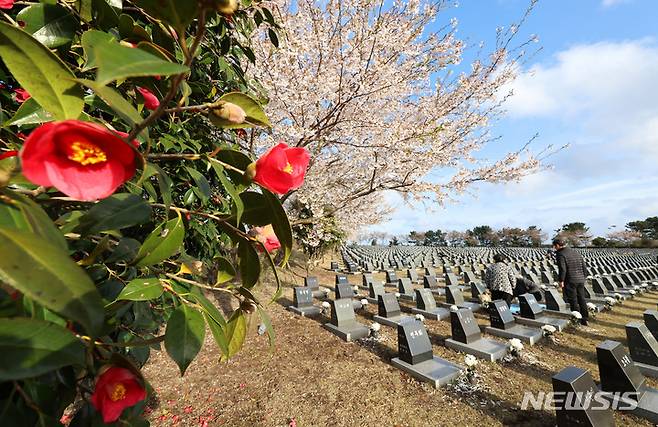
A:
[[253, 143, 310, 194], [0, 150, 18, 161], [0, 0, 14, 10], [19, 121, 137, 200], [136, 87, 160, 111]]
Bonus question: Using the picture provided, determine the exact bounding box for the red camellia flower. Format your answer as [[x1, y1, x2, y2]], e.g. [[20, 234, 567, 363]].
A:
[[0, 0, 14, 10], [253, 143, 310, 194], [90, 366, 146, 423], [14, 88, 30, 103], [19, 121, 137, 201], [252, 224, 281, 253], [136, 87, 160, 111]]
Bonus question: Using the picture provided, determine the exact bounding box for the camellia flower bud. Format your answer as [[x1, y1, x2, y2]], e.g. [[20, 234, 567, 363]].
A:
[[211, 101, 247, 125], [251, 224, 281, 253], [215, 0, 238, 15]]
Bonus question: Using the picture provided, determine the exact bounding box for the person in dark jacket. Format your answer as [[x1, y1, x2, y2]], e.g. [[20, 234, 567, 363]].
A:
[[553, 237, 589, 325]]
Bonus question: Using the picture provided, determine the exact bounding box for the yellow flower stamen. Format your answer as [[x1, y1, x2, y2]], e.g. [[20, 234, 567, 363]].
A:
[[67, 141, 107, 166], [110, 383, 126, 402], [282, 162, 293, 174]]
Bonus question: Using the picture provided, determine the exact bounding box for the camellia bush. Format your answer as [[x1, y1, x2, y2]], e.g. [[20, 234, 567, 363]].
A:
[[0, 0, 309, 425]]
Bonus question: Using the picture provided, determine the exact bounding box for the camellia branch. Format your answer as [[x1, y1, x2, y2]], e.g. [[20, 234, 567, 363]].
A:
[[125, 8, 208, 144]]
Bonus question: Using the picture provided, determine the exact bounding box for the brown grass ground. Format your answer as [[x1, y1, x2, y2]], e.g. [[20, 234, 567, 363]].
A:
[[143, 259, 658, 427]]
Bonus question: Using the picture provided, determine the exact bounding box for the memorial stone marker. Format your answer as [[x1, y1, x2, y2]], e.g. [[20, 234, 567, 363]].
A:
[[626, 322, 658, 377], [552, 366, 615, 427]]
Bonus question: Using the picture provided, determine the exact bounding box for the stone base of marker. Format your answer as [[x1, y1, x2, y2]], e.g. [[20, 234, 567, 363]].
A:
[[287, 305, 322, 317], [543, 308, 575, 319], [484, 324, 543, 345], [323, 323, 369, 342], [635, 362, 658, 378], [445, 337, 509, 362], [437, 301, 482, 312], [601, 390, 658, 423], [390, 356, 463, 388], [373, 314, 413, 328], [399, 293, 416, 302], [515, 315, 569, 332], [366, 296, 381, 305], [411, 307, 450, 321], [428, 288, 446, 297]]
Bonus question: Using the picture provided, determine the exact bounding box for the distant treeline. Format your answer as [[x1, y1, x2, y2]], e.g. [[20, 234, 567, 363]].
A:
[[361, 217, 658, 248]]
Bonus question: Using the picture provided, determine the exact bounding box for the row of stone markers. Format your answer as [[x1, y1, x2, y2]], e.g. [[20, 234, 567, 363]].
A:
[[287, 262, 658, 424]]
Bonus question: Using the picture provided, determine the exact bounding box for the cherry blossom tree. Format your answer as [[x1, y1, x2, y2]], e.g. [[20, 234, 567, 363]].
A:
[[250, 0, 545, 252]]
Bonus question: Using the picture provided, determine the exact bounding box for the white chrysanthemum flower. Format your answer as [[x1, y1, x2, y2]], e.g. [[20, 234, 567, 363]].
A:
[[353, 285, 359, 292], [571, 311, 582, 320], [604, 297, 615, 305], [370, 322, 381, 332], [586, 302, 597, 311], [614, 293, 622, 300], [322, 288, 330, 296], [415, 314, 425, 322], [394, 292, 401, 298], [321, 301, 331, 309], [464, 354, 478, 368], [541, 324, 556, 334], [450, 305, 459, 312], [629, 290, 636, 295], [360, 298, 368, 306], [509, 338, 524, 352]]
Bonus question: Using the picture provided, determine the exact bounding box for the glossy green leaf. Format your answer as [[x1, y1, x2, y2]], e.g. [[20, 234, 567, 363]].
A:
[[238, 240, 260, 289], [117, 277, 164, 301], [92, 0, 122, 31], [0, 318, 85, 380], [188, 286, 226, 328], [220, 309, 246, 362], [134, 214, 185, 267], [214, 256, 236, 284], [16, 4, 78, 48], [0, 229, 104, 336], [240, 190, 293, 265], [3, 97, 54, 128], [185, 167, 211, 203], [105, 237, 140, 263], [133, 0, 198, 31], [0, 190, 67, 250], [165, 304, 205, 375], [256, 305, 275, 348], [211, 162, 244, 224], [74, 193, 152, 235], [81, 30, 188, 85], [209, 92, 271, 129], [77, 79, 148, 139], [0, 22, 84, 120]]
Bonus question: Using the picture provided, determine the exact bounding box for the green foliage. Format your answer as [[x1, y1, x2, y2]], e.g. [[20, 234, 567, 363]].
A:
[[626, 216, 658, 240], [0, 1, 289, 423]]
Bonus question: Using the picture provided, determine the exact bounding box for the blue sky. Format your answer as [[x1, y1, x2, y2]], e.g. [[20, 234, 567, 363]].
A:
[[370, 0, 658, 241]]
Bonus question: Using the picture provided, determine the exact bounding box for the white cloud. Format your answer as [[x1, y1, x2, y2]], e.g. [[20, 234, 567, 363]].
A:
[[505, 39, 658, 159], [602, 0, 632, 7]]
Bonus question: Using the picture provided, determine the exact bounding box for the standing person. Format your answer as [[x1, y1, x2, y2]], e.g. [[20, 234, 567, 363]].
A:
[[553, 237, 589, 325], [484, 254, 516, 307]]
